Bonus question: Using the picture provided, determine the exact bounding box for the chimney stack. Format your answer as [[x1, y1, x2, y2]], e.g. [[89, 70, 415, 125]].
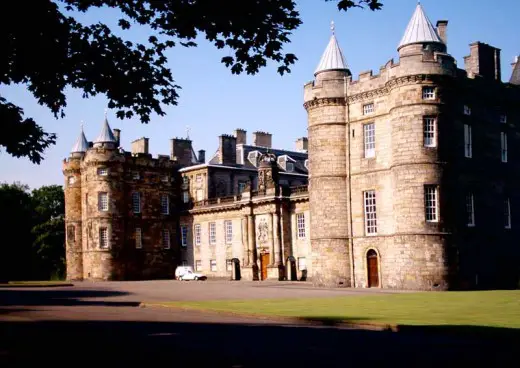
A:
[[198, 149, 206, 164], [113, 129, 121, 147], [463, 42, 501, 81], [436, 20, 448, 46], [252, 131, 272, 148], [218, 135, 237, 165], [131, 137, 149, 154], [234, 129, 247, 145], [170, 138, 193, 166], [295, 137, 308, 152]]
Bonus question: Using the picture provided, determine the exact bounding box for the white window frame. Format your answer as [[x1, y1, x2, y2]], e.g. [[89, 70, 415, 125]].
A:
[[363, 103, 374, 115], [180, 225, 188, 247], [162, 229, 170, 249], [422, 87, 435, 100], [209, 222, 216, 245], [466, 193, 475, 227], [98, 192, 108, 212], [97, 167, 108, 176], [363, 190, 378, 235], [210, 259, 217, 272], [424, 185, 439, 222], [363, 123, 375, 158], [463, 105, 471, 115], [99, 227, 109, 249], [225, 220, 233, 244], [423, 117, 436, 147], [500, 114, 507, 124], [132, 192, 141, 214], [464, 124, 472, 158], [183, 191, 189, 203], [161, 194, 169, 215], [504, 198, 511, 229], [194, 224, 201, 246], [195, 260, 202, 271], [296, 213, 306, 239], [501, 132, 508, 163], [135, 228, 142, 249]]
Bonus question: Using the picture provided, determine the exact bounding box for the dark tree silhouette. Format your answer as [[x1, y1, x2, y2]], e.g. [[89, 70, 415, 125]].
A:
[[0, 0, 383, 163]]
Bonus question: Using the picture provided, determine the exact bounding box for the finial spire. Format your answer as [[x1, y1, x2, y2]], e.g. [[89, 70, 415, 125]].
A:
[[104, 108, 108, 119], [80, 120, 84, 130], [185, 125, 190, 139], [331, 20, 335, 35]]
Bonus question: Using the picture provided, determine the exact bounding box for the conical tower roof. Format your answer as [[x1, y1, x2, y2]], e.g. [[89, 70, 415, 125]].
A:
[[71, 124, 89, 153], [314, 21, 348, 75], [510, 56, 520, 85], [94, 111, 116, 144], [398, 3, 443, 50]]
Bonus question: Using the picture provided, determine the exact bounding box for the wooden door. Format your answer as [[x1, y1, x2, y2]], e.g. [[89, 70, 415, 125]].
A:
[[260, 253, 269, 280], [367, 250, 379, 287]]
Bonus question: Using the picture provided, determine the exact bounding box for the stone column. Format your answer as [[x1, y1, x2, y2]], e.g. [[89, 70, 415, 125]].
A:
[[273, 212, 281, 265], [268, 213, 275, 266], [241, 216, 248, 265], [247, 215, 255, 265]]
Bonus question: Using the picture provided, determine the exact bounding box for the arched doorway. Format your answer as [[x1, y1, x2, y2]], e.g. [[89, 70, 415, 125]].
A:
[[231, 258, 241, 281], [286, 256, 297, 281], [366, 249, 380, 288]]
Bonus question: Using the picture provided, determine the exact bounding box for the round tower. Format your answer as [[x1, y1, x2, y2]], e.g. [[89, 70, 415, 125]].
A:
[[304, 22, 351, 287], [82, 113, 124, 280], [63, 125, 88, 280]]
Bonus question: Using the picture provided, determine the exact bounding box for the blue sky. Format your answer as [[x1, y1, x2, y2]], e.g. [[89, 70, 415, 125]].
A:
[[1, 0, 518, 189]]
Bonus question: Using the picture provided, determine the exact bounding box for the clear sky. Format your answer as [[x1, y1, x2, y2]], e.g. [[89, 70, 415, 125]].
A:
[[1, 0, 518, 189]]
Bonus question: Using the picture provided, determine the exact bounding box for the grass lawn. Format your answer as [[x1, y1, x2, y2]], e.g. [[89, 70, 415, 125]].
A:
[[151, 290, 520, 329], [0, 280, 73, 287]]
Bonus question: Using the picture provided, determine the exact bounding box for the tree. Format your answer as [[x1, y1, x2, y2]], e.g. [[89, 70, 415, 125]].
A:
[[1, 0, 382, 163]]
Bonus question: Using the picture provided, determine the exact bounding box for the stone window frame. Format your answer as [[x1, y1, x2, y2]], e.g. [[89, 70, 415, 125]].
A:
[[504, 198, 511, 229], [363, 122, 376, 159], [424, 185, 439, 223], [501, 131, 508, 163], [194, 224, 201, 246], [160, 194, 170, 215], [97, 167, 108, 176], [99, 227, 109, 249], [162, 229, 171, 249], [195, 260, 202, 271], [98, 192, 109, 212], [463, 124, 472, 158], [224, 220, 233, 244], [135, 228, 142, 249], [209, 222, 217, 245], [363, 190, 378, 235], [296, 213, 306, 239], [210, 259, 217, 272], [422, 86, 436, 100], [132, 192, 141, 214], [466, 193, 475, 227], [423, 116, 436, 148], [362, 102, 375, 115], [180, 225, 188, 247]]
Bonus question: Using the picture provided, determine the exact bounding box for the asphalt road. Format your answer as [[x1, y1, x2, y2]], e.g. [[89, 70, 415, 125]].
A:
[[0, 281, 518, 367]]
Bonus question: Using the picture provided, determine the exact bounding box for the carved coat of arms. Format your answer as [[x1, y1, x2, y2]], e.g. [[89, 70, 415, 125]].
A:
[[256, 218, 269, 245]]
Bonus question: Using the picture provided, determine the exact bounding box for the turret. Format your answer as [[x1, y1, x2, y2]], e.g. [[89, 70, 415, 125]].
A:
[[93, 110, 117, 149], [304, 22, 351, 287]]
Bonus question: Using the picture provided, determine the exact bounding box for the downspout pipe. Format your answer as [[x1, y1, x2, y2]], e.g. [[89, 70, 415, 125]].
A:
[[345, 75, 356, 288]]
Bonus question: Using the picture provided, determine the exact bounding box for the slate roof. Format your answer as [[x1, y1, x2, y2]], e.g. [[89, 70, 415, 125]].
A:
[[71, 125, 89, 153], [314, 21, 348, 75], [398, 3, 443, 50], [94, 116, 116, 144], [510, 57, 520, 85]]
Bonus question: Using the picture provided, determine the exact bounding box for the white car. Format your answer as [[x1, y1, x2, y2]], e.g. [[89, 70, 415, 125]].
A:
[[179, 270, 207, 281]]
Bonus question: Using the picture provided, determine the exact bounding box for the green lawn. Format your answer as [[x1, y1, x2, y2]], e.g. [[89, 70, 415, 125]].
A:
[[151, 291, 520, 329]]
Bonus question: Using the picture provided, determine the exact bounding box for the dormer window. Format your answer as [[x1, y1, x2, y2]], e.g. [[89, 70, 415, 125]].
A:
[[286, 162, 294, 172], [97, 167, 108, 176], [247, 150, 261, 167], [422, 87, 435, 100], [464, 105, 471, 116], [500, 114, 507, 124], [363, 103, 374, 115]]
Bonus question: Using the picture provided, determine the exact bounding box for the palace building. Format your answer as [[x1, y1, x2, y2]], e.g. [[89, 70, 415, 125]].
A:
[[64, 3, 520, 289]]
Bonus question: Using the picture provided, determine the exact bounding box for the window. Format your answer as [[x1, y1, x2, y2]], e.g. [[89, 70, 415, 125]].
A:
[[162, 229, 170, 249], [500, 114, 507, 124], [247, 150, 261, 167], [180, 225, 188, 247], [424, 185, 438, 222], [99, 227, 109, 249], [98, 192, 108, 211], [161, 194, 169, 214], [225, 220, 233, 244], [238, 181, 247, 193], [135, 228, 142, 249], [286, 162, 294, 172], [67, 225, 75, 243], [196, 174, 202, 183], [298, 257, 307, 270], [132, 172, 140, 180], [194, 224, 201, 246], [183, 176, 189, 185], [466, 193, 475, 227], [363, 103, 374, 115], [501, 132, 508, 163], [68, 176, 75, 185], [422, 87, 435, 100], [464, 124, 472, 158], [504, 198, 511, 229], [463, 105, 471, 115], [97, 167, 108, 176], [423, 117, 436, 147], [226, 259, 233, 271], [196, 189, 204, 201], [363, 190, 377, 234], [161, 175, 169, 183], [209, 222, 216, 244], [296, 213, 306, 239], [183, 191, 189, 203], [195, 260, 202, 271], [210, 259, 217, 272], [363, 123, 375, 158], [132, 192, 141, 213]]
